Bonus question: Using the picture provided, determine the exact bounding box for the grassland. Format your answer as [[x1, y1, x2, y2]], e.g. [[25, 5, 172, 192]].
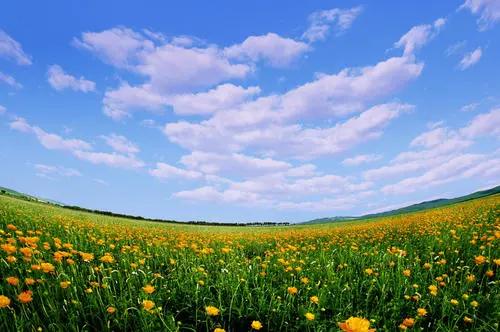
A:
[[0, 194, 499, 331]]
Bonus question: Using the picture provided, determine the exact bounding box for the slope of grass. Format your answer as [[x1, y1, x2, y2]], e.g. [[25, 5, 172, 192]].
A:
[[0, 194, 498, 331]]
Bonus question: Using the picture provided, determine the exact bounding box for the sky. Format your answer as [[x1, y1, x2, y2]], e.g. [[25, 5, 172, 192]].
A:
[[1, 0, 499, 223]]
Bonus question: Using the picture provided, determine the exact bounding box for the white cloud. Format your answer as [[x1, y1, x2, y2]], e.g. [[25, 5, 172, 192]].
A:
[[460, 102, 479, 112], [103, 83, 167, 120], [0, 105, 6, 114], [149, 162, 202, 180], [47, 65, 96, 92], [0, 71, 22, 89], [10, 117, 92, 152], [461, 108, 500, 138], [78, 27, 253, 119], [224, 33, 310, 67], [74, 151, 145, 169], [34, 164, 82, 177], [342, 154, 381, 166], [101, 134, 140, 154], [460, 0, 500, 30], [381, 154, 489, 194], [394, 18, 446, 56], [169, 84, 260, 115], [10, 117, 145, 170], [73, 27, 154, 68], [180, 151, 291, 176], [0, 30, 32, 65], [302, 6, 363, 42], [458, 47, 482, 70]]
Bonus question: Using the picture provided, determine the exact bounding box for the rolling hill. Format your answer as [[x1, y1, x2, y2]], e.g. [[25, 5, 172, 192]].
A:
[[303, 185, 500, 224]]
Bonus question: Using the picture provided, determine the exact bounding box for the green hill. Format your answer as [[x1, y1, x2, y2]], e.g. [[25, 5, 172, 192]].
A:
[[303, 185, 500, 224]]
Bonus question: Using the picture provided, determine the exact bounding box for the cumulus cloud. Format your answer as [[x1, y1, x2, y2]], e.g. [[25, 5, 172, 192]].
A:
[[458, 47, 482, 70], [302, 6, 363, 42], [10, 117, 92, 152], [224, 33, 310, 67], [149, 162, 202, 180], [169, 84, 260, 115], [34, 164, 82, 178], [394, 18, 446, 56], [74, 151, 145, 169], [47, 65, 96, 92], [101, 134, 140, 155], [0, 30, 32, 65], [342, 154, 382, 166], [0, 71, 22, 89], [460, 0, 500, 30], [180, 151, 291, 176], [461, 108, 500, 138], [10, 117, 145, 169]]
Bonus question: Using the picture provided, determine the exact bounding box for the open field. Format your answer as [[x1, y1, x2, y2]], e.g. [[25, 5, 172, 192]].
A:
[[0, 194, 499, 331]]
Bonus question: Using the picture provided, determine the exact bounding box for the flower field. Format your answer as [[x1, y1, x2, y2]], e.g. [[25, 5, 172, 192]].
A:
[[0, 194, 499, 331]]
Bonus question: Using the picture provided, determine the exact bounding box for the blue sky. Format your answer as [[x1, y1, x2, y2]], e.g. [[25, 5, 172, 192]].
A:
[[1, 0, 499, 222]]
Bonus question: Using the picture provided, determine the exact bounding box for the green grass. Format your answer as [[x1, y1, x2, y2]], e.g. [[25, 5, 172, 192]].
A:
[[0, 194, 499, 331]]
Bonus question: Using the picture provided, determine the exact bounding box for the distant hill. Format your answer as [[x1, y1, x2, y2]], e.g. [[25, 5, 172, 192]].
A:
[[303, 185, 500, 224]]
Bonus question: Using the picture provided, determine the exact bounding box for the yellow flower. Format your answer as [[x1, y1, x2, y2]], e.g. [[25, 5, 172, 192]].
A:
[[463, 316, 473, 324], [198, 280, 205, 286], [417, 308, 427, 317], [0, 295, 11, 308], [450, 299, 459, 306], [470, 300, 479, 308], [287, 286, 298, 295], [100, 254, 114, 264], [466, 274, 476, 283], [428, 285, 438, 296], [338, 317, 375, 332], [142, 284, 155, 294], [364, 268, 374, 276], [301, 277, 309, 284], [485, 270, 494, 278], [305, 312, 315, 321], [107, 306, 116, 314], [402, 269, 411, 277], [205, 305, 220, 316], [310, 295, 319, 304], [214, 328, 226, 332], [251, 320, 263, 330], [142, 300, 155, 311], [60, 281, 71, 289], [17, 290, 33, 304], [474, 255, 486, 265]]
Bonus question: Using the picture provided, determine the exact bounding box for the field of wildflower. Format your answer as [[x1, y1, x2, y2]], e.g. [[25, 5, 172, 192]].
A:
[[0, 194, 498, 331]]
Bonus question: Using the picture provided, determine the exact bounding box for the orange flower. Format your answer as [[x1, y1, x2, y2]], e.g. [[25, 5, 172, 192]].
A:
[[40, 262, 55, 273], [287, 286, 298, 295], [17, 291, 33, 304], [474, 255, 486, 265], [1, 243, 17, 255], [142, 284, 155, 294], [401, 318, 414, 328], [6, 276, 19, 286], [107, 306, 116, 314], [338, 317, 375, 332], [142, 300, 155, 311]]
